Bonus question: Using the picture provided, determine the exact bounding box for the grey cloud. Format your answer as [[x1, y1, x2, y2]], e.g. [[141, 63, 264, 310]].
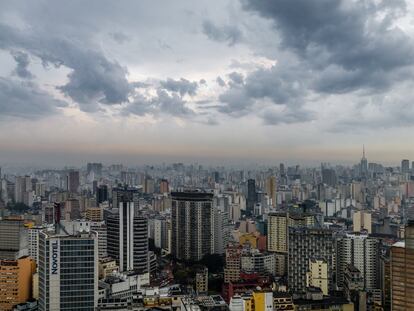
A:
[[216, 76, 226, 87], [228, 72, 244, 85], [11, 51, 33, 79], [202, 20, 242, 46], [109, 32, 130, 44], [329, 92, 414, 132], [242, 0, 414, 93], [261, 107, 315, 125], [218, 87, 253, 115], [159, 78, 198, 96], [0, 77, 66, 119], [123, 88, 194, 118], [220, 65, 305, 110], [0, 23, 131, 111]]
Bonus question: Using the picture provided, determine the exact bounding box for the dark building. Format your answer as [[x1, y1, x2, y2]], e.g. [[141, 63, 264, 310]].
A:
[[96, 185, 109, 204], [321, 168, 337, 187], [0, 219, 27, 259], [171, 192, 214, 261], [87, 162, 103, 177], [66, 170, 79, 193], [247, 179, 256, 213], [106, 201, 148, 273], [112, 187, 140, 210]]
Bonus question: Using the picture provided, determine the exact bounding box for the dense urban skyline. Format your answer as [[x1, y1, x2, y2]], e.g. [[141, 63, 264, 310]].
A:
[[2, 0, 414, 165]]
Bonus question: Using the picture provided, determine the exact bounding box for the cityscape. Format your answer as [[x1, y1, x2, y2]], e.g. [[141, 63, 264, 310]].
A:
[[1, 0, 414, 311], [0, 152, 413, 310]]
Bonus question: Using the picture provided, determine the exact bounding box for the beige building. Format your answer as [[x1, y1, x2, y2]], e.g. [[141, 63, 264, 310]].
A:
[[224, 244, 241, 283], [195, 267, 208, 294], [85, 207, 104, 221], [306, 258, 329, 295], [0, 256, 36, 311], [353, 210, 372, 233], [99, 257, 119, 279], [265, 176, 277, 208], [267, 213, 288, 253]]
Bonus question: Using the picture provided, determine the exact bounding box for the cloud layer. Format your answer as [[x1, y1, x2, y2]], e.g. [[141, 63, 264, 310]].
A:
[[1, 0, 414, 165]]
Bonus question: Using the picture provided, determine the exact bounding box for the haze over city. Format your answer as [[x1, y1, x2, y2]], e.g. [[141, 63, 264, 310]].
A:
[[2, 0, 414, 166]]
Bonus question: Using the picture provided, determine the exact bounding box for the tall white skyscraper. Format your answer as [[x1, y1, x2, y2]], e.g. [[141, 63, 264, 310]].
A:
[[107, 201, 148, 272], [336, 233, 379, 290]]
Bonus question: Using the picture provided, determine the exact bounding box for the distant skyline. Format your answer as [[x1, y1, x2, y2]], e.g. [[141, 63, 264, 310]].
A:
[[2, 0, 414, 165]]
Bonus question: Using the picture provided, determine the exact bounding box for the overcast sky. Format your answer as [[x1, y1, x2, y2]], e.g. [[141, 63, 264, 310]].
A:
[[1, 0, 414, 167]]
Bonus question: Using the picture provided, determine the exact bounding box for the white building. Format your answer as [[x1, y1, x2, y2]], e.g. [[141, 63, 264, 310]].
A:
[[336, 233, 379, 290]]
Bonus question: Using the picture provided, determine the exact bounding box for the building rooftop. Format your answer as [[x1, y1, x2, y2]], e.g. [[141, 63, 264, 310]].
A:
[[392, 241, 405, 248], [171, 192, 213, 201]]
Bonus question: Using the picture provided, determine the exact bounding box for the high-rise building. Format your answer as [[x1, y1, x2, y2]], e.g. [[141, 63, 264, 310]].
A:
[[0, 219, 28, 259], [0, 256, 36, 311], [224, 244, 241, 283], [360, 145, 368, 177], [212, 208, 229, 255], [107, 201, 148, 273], [336, 233, 379, 290], [152, 217, 168, 250], [38, 229, 98, 311], [66, 170, 79, 193], [321, 168, 337, 187], [401, 159, 410, 174], [267, 213, 288, 253], [64, 198, 81, 220], [87, 163, 103, 177], [159, 179, 169, 194], [111, 187, 140, 210], [288, 227, 334, 295], [247, 179, 256, 213], [390, 221, 414, 310], [96, 185, 108, 204], [265, 176, 277, 208], [14, 176, 32, 205], [144, 177, 155, 194], [353, 210, 372, 233], [28, 226, 44, 266], [171, 192, 214, 261]]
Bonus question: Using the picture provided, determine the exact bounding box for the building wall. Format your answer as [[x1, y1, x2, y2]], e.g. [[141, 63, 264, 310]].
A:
[[391, 243, 414, 310], [0, 257, 35, 311]]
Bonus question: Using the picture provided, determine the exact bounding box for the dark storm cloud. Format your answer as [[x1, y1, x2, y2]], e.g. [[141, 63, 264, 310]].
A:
[[202, 20, 243, 46], [242, 0, 414, 92], [0, 23, 131, 111], [159, 78, 198, 96], [0, 77, 66, 119], [218, 64, 309, 122], [11, 51, 33, 79], [212, 0, 414, 126]]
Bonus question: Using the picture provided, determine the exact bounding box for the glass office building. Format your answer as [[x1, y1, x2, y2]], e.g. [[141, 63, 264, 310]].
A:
[[38, 229, 98, 311]]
